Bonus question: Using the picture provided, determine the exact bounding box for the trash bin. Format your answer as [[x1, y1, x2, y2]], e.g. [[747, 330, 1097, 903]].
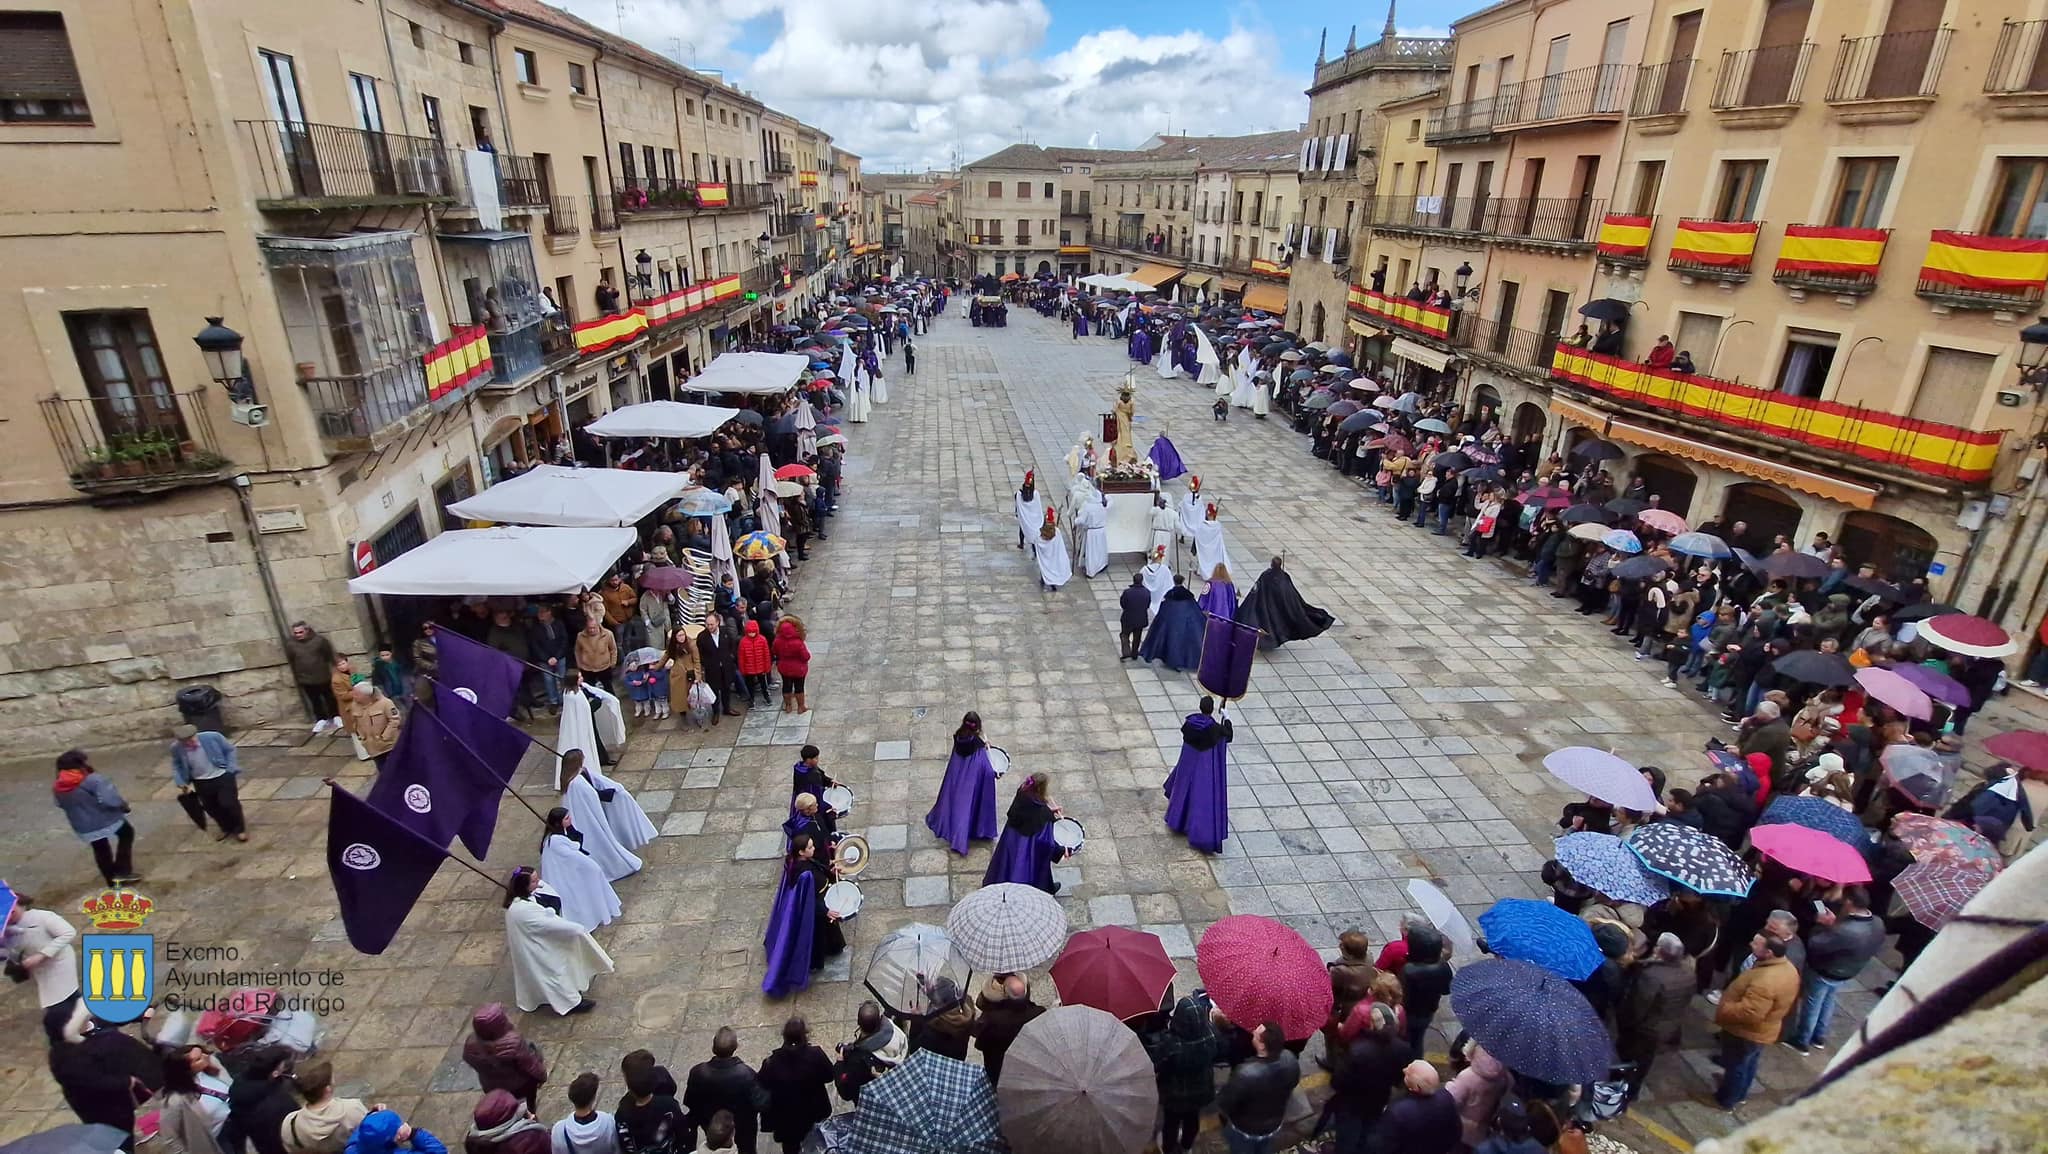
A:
[[176, 685, 225, 733]]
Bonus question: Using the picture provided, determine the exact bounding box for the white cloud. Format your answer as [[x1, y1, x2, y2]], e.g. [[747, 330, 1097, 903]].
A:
[[557, 0, 1310, 170]]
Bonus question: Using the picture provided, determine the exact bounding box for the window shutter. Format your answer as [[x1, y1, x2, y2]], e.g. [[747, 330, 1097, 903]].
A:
[[1325, 226, 1339, 263], [1334, 133, 1350, 174], [1298, 138, 1312, 172], [0, 14, 87, 101]]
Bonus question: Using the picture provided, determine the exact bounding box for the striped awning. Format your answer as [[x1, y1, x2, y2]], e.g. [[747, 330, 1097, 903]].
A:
[[1128, 263, 1184, 288], [1242, 283, 1289, 313]]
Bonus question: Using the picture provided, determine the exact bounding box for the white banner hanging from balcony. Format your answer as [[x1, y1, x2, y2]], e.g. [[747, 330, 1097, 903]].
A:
[[464, 150, 503, 231], [1321, 136, 1337, 172], [1298, 138, 1313, 173], [1333, 134, 1350, 173], [1324, 226, 1338, 264]]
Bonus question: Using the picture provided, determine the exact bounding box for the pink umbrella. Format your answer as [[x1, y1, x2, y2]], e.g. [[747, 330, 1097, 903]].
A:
[[1983, 730, 2048, 772], [1918, 614, 2017, 658], [1749, 823, 1873, 883], [1195, 916, 1332, 1040], [1636, 508, 1687, 535], [1541, 747, 1660, 811], [1855, 666, 1933, 720]]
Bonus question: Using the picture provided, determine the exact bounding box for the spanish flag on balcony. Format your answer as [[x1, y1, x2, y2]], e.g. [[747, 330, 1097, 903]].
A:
[[1776, 225, 1888, 279], [1595, 214, 1652, 260], [1670, 220, 1760, 268], [424, 325, 493, 402], [573, 308, 648, 356], [1918, 230, 2048, 296], [1345, 285, 1453, 340], [706, 274, 743, 302], [1250, 257, 1289, 278], [696, 182, 729, 207], [814, 214, 829, 229], [799, 171, 820, 187]]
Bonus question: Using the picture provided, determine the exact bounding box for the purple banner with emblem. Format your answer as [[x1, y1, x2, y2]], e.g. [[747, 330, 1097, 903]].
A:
[[365, 689, 530, 858], [429, 627, 526, 720], [327, 786, 447, 954]]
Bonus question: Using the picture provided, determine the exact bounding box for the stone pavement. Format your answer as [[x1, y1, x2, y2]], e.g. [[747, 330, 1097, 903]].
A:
[[0, 305, 2015, 1150]]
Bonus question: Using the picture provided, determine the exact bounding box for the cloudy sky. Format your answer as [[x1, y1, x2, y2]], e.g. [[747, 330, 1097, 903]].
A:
[[559, 0, 1455, 171]]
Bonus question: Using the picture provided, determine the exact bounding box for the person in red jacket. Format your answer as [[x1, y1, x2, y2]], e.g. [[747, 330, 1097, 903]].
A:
[[738, 620, 773, 707], [774, 618, 812, 714]]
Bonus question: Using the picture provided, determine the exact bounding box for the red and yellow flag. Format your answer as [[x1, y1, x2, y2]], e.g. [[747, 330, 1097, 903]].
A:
[[1595, 214, 1652, 260], [1918, 230, 2048, 295], [1346, 286, 1452, 339], [1250, 257, 1289, 278], [573, 309, 648, 355], [1670, 220, 1760, 269], [1776, 225, 1887, 279], [695, 182, 729, 207], [424, 325, 493, 401]]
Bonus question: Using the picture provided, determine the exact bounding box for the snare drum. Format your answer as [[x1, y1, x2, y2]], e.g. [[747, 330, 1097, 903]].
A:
[[988, 744, 1011, 778], [1051, 817, 1086, 856], [824, 880, 864, 919], [821, 784, 856, 816]]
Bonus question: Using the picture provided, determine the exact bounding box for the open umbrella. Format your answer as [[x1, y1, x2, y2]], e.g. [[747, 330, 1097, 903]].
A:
[[1578, 298, 1632, 323], [1050, 927, 1177, 1022], [1523, 484, 1574, 508], [1769, 649, 1858, 688], [1571, 439, 1624, 463], [1890, 813, 2002, 878], [1541, 747, 1659, 811], [1554, 831, 1674, 907], [774, 463, 815, 481], [1918, 614, 2017, 658], [848, 1050, 1005, 1154], [1560, 503, 1615, 526], [1750, 823, 1872, 883], [772, 480, 803, 499], [734, 531, 785, 561], [1856, 666, 1933, 720], [1405, 878, 1480, 960], [1604, 497, 1649, 517], [1600, 529, 1643, 554], [1891, 601, 1960, 623], [1893, 663, 1971, 708], [1463, 465, 1506, 485], [1450, 959, 1615, 1085], [997, 1006, 1158, 1154], [675, 488, 733, 516], [1195, 916, 1332, 1040], [1413, 417, 1453, 435], [1302, 392, 1337, 410], [1882, 744, 1957, 809], [1477, 899, 1604, 980], [1894, 860, 1993, 930], [1982, 730, 2048, 772], [1431, 450, 1474, 472], [1667, 532, 1732, 559], [1565, 521, 1611, 543], [1326, 399, 1366, 420], [817, 433, 848, 449], [730, 409, 765, 427], [635, 566, 694, 593], [1636, 508, 1687, 535], [947, 884, 1068, 973], [864, 923, 971, 1018], [0, 1127, 130, 1154], [1625, 822, 1753, 897], [1610, 554, 1672, 581], [1757, 552, 1831, 581], [1842, 573, 1910, 602], [1336, 410, 1382, 437], [1760, 794, 1871, 854]]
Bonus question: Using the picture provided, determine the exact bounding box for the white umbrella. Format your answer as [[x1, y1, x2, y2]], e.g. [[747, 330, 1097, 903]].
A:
[[818, 433, 848, 448], [946, 884, 1068, 973], [1406, 878, 1480, 960], [864, 922, 972, 1018], [708, 515, 738, 589]]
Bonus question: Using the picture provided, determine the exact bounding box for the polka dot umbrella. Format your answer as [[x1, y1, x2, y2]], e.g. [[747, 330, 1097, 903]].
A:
[[1625, 821, 1754, 898], [1195, 915, 1332, 1041], [1450, 958, 1616, 1086]]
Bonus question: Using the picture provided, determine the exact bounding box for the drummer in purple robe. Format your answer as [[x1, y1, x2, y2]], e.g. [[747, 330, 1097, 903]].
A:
[[782, 792, 838, 848], [1164, 696, 1232, 854], [982, 774, 1067, 894], [762, 830, 843, 997], [924, 711, 999, 853]]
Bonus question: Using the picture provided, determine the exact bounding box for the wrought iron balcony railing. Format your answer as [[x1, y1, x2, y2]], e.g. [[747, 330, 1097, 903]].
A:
[[1630, 59, 1695, 117], [1825, 28, 1951, 103], [1494, 64, 1633, 127], [237, 120, 453, 207], [42, 388, 230, 492], [1711, 43, 1814, 110], [1986, 20, 2048, 94], [543, 195, 579, 237]]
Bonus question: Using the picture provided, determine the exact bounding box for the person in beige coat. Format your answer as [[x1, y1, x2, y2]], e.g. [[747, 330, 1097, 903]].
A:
[[157, 1046, 232, 1154], [351, 683, 402, 766], [280, 1061, 375, 1154]]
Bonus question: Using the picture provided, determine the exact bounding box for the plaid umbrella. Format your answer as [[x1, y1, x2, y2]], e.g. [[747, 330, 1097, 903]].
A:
[[846, 1050, 1005, 1154], [1554, 832, 1671, 906], [1450, 959, 1615, 1085], [1626, 821, 1754, 897], [1761, 796, 1870, 853], [1894, 860, 1993, 930], [946, 884, 1068, 973], [1476, 899, 1604, 980], [1195, 915, 1332, 1040], [1890, 813, 2002, 879]]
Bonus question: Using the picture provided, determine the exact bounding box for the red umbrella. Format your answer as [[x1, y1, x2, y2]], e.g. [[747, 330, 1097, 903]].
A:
[[1749, 823, 1872, 883], [1195, 915, 1331, 1040], [1917, 614, 2017, 658], [1983, 730, 2048, 772], [774, 463, 816, 481], [1049, 926, 1178, 1021]]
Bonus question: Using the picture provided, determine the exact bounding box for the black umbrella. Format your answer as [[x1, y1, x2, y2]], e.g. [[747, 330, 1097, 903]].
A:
[[1892, 601, 1959, 623], [1336, 409, 1382, 436], [0, 1127, 129, 1154], [1571, 439, 1625, 462], [1432, 450, 1474, 472], [1757, 552, 1831, 581], [1604, 497, 1650, 517], [731, 409, 764, 427], [1462, 465, 1505, 485], [1843, 574, 1910, 602], [1578, 298, 1632, 323], [1612, 554, 1673, 580], [1769, 649, 1859, 688], [1560, 503, 1616, 526]]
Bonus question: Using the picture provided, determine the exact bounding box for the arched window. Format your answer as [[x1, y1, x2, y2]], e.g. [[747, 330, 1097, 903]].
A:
[[1629, 453, 1699, 518], [1838, 511, 1936, 583], [1511, 402, 1546, 443], [1311, 302, 1327, 343], [1719, 483, 1804, 551]]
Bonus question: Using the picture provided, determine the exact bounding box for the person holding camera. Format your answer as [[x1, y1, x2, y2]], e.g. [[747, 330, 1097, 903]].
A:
[[4, 899, 80, 1043]]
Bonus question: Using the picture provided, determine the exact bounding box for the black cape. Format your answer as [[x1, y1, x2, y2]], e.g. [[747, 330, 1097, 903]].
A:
[[1235, 567, 1334, 650]]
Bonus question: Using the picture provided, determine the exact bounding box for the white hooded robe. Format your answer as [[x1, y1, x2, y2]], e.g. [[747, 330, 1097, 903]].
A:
[[538, 834, 623, 931], [562, 773, 643, 881], [505, 896, 614, 1015], [1034, 532, 1073, 590], [1139, 561, 1174, 618], [1192, 516, 1233, 585], [1078, 499, 1109, 577], [555, 684, 626, 788]]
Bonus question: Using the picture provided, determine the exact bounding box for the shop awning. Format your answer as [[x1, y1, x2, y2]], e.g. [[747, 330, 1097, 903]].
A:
[[348, 527, 635, 596], [1390, 337, 1454, 373], [1347, 318, 1383, 339], [445, 465, 689, 528], [688, 350, 810, 395], [1078, 272, 1155, 294], [1180, 272, 1214, 290], [1242, 283, 1289, 314], [1603, 415, 1881, 509], [1128, 263, 1184, 288], [584, 401, 742, 441], [1215, 278, 1248, 296]]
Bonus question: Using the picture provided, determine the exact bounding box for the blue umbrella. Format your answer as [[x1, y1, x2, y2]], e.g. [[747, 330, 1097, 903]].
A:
[[1475, 898, 1603, 980], [1553, 832, 1671, 906], [675, 488, 732, 516], [1762, 796, 1872, 854], [1600, 528, 1643, 554], [1668, 531, 1732, 559], [0, 879, 15, 930], [1450, 959, 1616, 1085], [1327, 352, 1353, 366]]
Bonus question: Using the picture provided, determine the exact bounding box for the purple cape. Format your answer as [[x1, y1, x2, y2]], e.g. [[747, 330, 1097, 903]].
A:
[[983, 803, 1060, 892], [1164, 717, 1229, 854], [1148, 435, 1187, 481], [762, 864, 818, 996], [924, 744, 999, 853], [1198, 580, 1236, 620]]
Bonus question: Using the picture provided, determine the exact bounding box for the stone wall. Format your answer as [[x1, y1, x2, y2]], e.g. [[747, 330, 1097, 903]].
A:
[[0, 482, 364, 758]]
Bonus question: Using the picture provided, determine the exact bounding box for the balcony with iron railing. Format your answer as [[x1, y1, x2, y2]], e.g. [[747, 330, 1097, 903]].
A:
[[237, 120, 454, 209], [300, 362, 433, 452], [485, 320, 576, 389], [1630, 59, 1695, 122], [768, 151, 794, 174], [589, 193, 620, 233], [1986, 20, 2048, 103], [455, 152, 548, 211], [1424, 97, 1497, 144], [543, 195, 578, 237], [1449, 314, 1559, 374], [1493, 64, 1634, 130], [42, 388, 231, 494], [1915, 229, 2048, 312], [1772, 225, 1891, 296], [767, 211, 800, 237], [1365, 195, 1604, 248], [1824, 28, 1950, 120], [1668, 217, 1762, 281], [1710, 43, 1814, 117]]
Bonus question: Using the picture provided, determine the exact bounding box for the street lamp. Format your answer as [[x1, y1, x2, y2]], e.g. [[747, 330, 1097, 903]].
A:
[[631, 249, 655, 297], [1453, 262, 1472, 294], [2020, 316, 2048, 398], [193, 316, 255, 403]]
